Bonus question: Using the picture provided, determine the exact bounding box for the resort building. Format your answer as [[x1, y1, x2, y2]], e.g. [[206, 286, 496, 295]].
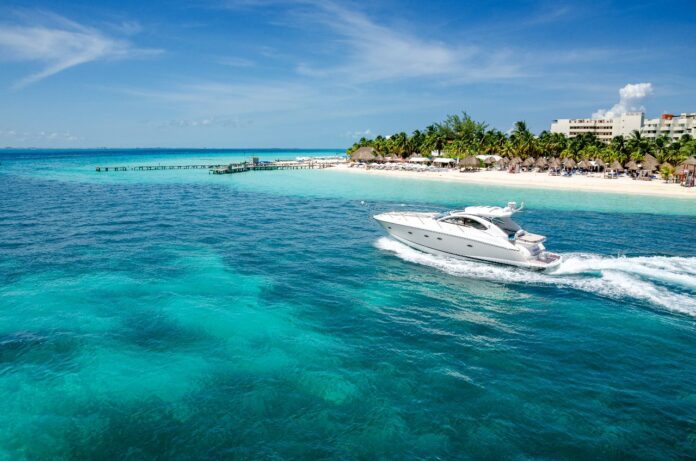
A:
[[641, 113, 696, 140], [550, 112, 696, 142], [550, 112, 644, 142]]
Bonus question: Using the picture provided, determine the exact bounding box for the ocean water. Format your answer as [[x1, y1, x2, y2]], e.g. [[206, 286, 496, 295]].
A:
[[0, 149, 695, 460]]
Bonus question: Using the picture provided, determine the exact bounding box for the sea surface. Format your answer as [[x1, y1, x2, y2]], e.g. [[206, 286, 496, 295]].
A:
[[1, 149, 695, 460]]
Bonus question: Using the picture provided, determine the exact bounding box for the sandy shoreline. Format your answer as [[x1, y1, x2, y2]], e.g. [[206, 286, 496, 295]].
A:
[[330, 164, 696, 198]]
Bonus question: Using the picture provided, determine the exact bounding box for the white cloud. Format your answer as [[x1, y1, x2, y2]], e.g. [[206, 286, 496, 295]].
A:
[[0, 11, 161, 89], [219, 57, 255, 68], [593, 83, 653, 118], [120, 80, 322, 114], [344, 128, 372, 139], [301, 1, 522, 83], [151, 116, 253, 128], [224, 0, 521, 84], [0, 128, 81, 142]]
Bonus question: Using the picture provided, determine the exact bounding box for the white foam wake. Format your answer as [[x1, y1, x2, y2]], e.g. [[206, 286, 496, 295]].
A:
[[375, 237, 696, 317]]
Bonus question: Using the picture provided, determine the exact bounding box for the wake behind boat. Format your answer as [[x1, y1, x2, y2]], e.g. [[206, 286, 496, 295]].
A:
[[374, 202, 561, 270]]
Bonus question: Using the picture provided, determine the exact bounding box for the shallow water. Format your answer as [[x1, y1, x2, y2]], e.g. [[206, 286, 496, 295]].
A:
[[1, 150, 695, 460]]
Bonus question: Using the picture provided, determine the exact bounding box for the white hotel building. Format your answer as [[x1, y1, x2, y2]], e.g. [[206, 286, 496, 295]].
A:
[[550, 113, 644, 142], [550, 112, 696, 142], [641, 113, 696, 140]]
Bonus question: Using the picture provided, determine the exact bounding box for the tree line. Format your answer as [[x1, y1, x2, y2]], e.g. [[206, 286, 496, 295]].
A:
[[347, 113, 696, 165]]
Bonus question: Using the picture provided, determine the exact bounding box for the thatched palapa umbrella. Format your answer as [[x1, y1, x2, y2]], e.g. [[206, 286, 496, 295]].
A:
[[676, 157, 696, 187], [625, 160, 639, 171], [535, 157, 548, 169], [610, 160, 624, 171], [484, 156, 497, 165], [643, 153, 658, 164], [641, 154, 659, 172], [460, 156, 480, 170], [522, 157, 535, 167], [549, 158, 561, 169], [594, 158, 606, 170], [678, 156, 696, 173], [578, 159, 592, 170], [510, 157, 522, 165], [563, 158, 576, 169], [351, 146, 380, 162]]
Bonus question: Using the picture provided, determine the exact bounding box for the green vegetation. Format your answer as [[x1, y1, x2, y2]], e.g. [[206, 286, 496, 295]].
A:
[[347, 112, 696, 165]]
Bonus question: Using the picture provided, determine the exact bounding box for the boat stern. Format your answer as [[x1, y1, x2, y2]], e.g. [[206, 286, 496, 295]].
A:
[[528, 252, 562, 271]]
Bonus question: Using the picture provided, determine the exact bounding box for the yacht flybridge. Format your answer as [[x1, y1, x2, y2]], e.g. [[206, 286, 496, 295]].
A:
[[374, 202, 561, 270]]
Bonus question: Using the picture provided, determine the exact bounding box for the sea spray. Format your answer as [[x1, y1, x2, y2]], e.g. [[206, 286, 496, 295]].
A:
[[375, 237, 696, 316]]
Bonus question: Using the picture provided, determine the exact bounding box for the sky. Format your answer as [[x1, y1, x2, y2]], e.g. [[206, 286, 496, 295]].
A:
[[0, 0, 694, 148]]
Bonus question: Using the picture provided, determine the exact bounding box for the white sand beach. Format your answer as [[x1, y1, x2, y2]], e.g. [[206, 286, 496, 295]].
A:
[[332, 164, 696, 198]]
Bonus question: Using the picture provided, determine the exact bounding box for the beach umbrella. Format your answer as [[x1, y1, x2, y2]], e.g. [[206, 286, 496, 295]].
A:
[[641, 154, 659, 171], [610, 160, 624, 171], [682, 156, 696, 166], [678, 156, 696, 174], [682, 156, 696, 181], [549, 158, 561, 169], [484, 156, 497, 165], [510, 157, 522, 165], [594, 158, 606, 169], [495, 157, 509, 169], [641, 161, 658, 172], [460, 156, 480, 169], [625, 160, 639, 171], [578, 159, 592, 169], [351, 147, 380, 162], [535, 157, 548, 168], [563, 158, 576, 168], [643, 154, 658, 165], [522, 157, 535, 167]]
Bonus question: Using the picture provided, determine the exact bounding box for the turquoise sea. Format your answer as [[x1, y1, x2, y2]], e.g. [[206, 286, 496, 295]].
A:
[[1, 149, 695, 460]]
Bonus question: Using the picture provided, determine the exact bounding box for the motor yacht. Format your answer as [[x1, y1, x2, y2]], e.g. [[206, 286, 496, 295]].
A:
[[374, 202, 561, 270]]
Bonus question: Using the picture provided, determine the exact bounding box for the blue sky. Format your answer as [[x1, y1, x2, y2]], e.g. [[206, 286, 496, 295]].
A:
[[0, 0, 694, 148]]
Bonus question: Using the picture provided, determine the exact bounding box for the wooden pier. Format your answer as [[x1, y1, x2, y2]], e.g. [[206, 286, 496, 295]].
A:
[[95, 160, 341, 174]]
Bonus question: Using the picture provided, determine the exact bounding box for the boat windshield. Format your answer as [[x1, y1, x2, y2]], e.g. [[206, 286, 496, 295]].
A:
[[442, 216, 488, 231], [489, 217, 521, 238]]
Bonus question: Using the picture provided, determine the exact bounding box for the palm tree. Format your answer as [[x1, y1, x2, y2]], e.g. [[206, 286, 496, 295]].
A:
[[653, 135, 670, 163], [627, 130, 651, 161], [389, 132, 409, 158], [538, 131, 567, 157], [445, 139, 468, 158], [421, 129, 447, 157], [659, 164, 674, 182], [482, 129, 507, 156], [509, 121, 538, 159]]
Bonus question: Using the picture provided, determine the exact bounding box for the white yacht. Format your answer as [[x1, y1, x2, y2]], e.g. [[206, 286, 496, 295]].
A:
[[374, 202, 561, 270]]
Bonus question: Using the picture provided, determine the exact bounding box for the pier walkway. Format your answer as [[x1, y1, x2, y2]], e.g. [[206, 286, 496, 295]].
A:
[[95, 160, 341, 174]]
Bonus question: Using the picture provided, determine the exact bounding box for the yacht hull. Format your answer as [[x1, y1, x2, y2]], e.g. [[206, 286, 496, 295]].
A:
[[374, 215, 561, 271]]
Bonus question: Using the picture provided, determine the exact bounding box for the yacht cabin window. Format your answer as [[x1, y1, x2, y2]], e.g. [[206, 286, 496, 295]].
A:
[[443, 217, 488, 231], [489, 217, 521, 239]]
